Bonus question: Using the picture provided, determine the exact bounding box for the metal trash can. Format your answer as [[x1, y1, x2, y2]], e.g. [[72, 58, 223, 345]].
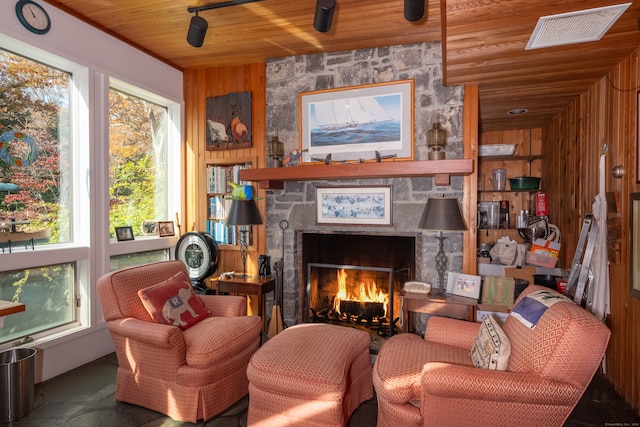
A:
[[0, 348, 36, 423]]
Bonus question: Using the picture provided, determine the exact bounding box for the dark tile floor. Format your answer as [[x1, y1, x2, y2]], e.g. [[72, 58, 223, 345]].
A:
[[4, 352, 639, 426]]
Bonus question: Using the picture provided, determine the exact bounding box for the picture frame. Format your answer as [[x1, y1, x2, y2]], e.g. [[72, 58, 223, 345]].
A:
[[446, 272, 482, 300], [158, 221, 175, 237], [316, 186, 392, 226], [206, 91, 252, 151], [141, 220, 158, 236], [631, 193, 640, 298], [299, 80, 414, 164], [115, 226, 134, 242]]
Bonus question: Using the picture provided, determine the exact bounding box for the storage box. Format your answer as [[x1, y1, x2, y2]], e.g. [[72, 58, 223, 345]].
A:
[[476, 304, 510, 324], [525, 251, 559, 268], [530, 238, 561, 257]]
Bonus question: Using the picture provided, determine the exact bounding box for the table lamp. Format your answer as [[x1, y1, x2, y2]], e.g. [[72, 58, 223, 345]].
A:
[[418, 195, 467, 294], [226, 199, 263, 278]]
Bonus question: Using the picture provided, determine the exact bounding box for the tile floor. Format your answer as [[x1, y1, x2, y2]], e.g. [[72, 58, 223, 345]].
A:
[[4, 352, 639, 426]]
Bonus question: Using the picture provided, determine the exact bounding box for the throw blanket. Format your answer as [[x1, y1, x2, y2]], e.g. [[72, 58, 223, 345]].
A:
[[510, 290, 572, 329]]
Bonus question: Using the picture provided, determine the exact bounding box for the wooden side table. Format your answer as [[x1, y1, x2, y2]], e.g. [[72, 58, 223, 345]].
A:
[[211, 276, 275, 332], [400, 291, 476, 333]]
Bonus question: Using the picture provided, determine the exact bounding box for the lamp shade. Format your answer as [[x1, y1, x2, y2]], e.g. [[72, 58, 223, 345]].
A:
[[418, 196, 467, 231], [226, 199, 263, 226]]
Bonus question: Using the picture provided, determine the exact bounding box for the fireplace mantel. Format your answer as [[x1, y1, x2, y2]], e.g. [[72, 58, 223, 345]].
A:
[[240, 159, 473, 189]]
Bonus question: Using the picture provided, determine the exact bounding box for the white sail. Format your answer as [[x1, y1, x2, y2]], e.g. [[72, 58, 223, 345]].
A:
[[314, 96, 393, 131]]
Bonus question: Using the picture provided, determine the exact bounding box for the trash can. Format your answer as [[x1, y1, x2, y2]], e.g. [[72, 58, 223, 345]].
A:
[[0, 348, 36, 423]]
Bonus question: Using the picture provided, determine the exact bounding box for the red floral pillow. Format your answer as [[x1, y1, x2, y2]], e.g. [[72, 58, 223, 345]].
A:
[[138, 271, 210, 330]]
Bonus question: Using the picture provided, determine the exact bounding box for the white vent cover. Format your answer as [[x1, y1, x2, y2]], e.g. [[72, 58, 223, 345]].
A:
[[526, 3, 631, 50]]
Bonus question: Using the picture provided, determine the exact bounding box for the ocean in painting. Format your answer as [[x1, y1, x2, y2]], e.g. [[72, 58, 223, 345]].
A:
[[310, 120, 401, 147]]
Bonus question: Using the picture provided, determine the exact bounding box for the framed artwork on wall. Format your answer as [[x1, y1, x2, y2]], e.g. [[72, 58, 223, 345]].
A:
[[206, 91, 252, 151], [299, 80, 414, 164], [315, 186, 392, 226]]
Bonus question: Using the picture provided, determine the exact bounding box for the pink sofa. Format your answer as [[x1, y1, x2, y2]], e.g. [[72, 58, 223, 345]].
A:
[[373, 284, 610, 427], [96, 260, 262, 422]]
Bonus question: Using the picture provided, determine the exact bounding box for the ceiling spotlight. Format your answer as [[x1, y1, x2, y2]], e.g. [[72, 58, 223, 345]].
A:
[[186, 0, 262, 47], [404, 0, 425, 22], [187, 13, 208, 48], [314, 0, 336, 33], [507, 108, 528, 115]]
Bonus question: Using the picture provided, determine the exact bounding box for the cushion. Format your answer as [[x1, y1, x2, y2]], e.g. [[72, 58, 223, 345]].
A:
[[138, 271, 210, 330], [470, 315, 511, 370]]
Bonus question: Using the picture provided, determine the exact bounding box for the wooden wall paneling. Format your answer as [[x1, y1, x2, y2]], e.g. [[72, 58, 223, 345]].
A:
[[463, 85, 478, 275], [546, 47, 640, 413], [184, 63, 267, 279]]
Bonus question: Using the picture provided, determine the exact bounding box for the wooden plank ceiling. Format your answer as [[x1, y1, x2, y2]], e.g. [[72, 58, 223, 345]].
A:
[[44, 0, 640, 131]]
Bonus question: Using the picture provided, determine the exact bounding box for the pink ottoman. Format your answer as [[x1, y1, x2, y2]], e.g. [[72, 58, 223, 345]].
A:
[[247, 323, 373, 426]]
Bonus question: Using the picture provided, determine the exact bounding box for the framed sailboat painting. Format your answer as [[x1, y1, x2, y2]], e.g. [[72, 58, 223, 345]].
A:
[[298, 80, 414, 164]]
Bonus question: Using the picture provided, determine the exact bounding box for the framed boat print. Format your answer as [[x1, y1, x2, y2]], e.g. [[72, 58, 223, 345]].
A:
[[299, 80, 414, 164]]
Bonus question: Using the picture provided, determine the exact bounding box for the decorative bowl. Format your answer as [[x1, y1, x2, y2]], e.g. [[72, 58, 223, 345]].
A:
[[478, 144, 517, 157], [509, 177, 541, 191]]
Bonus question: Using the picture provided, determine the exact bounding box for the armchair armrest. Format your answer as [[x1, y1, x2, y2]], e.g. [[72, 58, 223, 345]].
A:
[[421, 362, 581, 406], [424, 317, 480, 350], [200, 295, 247, 317], [108, 317, 184, 348]]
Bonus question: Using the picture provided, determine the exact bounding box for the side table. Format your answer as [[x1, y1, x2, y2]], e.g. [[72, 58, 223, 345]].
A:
[[400, 290, 476, 333], [211, 276, 275, 332]]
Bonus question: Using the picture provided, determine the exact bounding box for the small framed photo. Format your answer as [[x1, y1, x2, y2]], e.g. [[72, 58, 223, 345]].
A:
[[316, 186, 392, 226], [141, 220, 158, 236], [447, 272, 482, 300], [115, 226, 134, 242], [158, 221, 175, 237]]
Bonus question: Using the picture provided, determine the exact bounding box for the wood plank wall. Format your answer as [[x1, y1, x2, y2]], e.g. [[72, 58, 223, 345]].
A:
[[545, 48, 640, 412], [183, 63, 267, 277]]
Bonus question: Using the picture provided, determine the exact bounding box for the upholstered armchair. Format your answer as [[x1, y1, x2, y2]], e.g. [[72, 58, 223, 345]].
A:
[[373, 284, 610, 427], [96, 260, 262, 423]]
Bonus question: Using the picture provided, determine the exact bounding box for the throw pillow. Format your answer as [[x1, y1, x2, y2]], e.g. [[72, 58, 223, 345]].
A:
[[138, 271, 210, 330], [470, 315, 511, 370]]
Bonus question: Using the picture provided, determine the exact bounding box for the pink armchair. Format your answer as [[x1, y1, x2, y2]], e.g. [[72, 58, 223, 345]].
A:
[[96, 260, 262, 423], [373, 285, 610, 427]]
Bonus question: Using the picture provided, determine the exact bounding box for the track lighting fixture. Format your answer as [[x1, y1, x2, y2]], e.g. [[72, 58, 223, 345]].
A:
[[186, 0, 262, 48], [187, 12, 208, 48], [314, 0, 336, 33], [404, 0, 425, 22]]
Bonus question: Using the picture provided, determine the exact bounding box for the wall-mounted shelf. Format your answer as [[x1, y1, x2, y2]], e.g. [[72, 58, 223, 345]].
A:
[[240, 159, 474, 189]]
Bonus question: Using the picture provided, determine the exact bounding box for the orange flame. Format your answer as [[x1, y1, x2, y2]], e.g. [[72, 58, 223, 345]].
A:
[[333, 269, 389, 317]]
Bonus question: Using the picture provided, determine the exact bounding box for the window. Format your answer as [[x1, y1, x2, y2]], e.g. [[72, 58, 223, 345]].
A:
[[0, 45, 81, 345], [0, 48, 72, 247], [108, 86, 169, 239]]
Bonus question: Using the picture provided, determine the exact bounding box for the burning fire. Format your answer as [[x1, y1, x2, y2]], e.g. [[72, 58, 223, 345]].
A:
[[333, 269, 389, 317]]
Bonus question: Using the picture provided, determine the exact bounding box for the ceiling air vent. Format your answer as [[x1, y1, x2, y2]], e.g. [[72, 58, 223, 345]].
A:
[[526, 3, 631, 50]]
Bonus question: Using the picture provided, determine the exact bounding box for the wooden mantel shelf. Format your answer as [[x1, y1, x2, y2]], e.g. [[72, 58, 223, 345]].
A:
[[0, 300, 25, 317], [240, 159, 473, 189]]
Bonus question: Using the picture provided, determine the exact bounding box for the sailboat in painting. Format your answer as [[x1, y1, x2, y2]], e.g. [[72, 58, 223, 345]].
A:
[[315, 97, 393, 131], [310, 95, 401, 147]]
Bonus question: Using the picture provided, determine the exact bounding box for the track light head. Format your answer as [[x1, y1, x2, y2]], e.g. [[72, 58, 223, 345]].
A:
[[404, 0, 425, 22], [314, 0, 336, 33], [187, 14, 208, 47]]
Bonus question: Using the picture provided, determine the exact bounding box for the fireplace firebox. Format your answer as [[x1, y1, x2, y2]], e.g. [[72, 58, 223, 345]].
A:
[[299, 232, 416, 340]]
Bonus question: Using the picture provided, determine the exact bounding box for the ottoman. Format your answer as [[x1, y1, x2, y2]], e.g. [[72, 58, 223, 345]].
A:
[[247, 323, 373, 427]]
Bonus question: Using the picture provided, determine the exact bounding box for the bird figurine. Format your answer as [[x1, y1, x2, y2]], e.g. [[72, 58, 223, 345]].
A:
[[228, 182, 247, 199]]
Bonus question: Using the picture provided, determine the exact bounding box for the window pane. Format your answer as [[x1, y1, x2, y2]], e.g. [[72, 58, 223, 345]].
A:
[[0, 49, 72, 248], [0, 264, 75, 344], [110, 249, 170, 271], [109, 89, 168, 238]]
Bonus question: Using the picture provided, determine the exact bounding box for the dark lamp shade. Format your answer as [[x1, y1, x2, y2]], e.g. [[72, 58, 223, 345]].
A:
[[226, 199, 263, 226], [418, 197, 467, 231]]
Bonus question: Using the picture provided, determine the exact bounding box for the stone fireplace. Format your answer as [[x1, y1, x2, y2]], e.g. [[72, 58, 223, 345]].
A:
[[262, 42, 466, 329]]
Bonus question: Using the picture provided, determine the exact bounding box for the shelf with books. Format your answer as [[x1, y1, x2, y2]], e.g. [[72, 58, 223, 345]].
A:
[[205, 159, 255, 248]]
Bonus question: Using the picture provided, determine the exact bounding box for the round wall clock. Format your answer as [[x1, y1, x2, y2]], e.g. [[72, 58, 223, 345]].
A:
[[16, 0, 51, 35], [175, 232, 219, 294]]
